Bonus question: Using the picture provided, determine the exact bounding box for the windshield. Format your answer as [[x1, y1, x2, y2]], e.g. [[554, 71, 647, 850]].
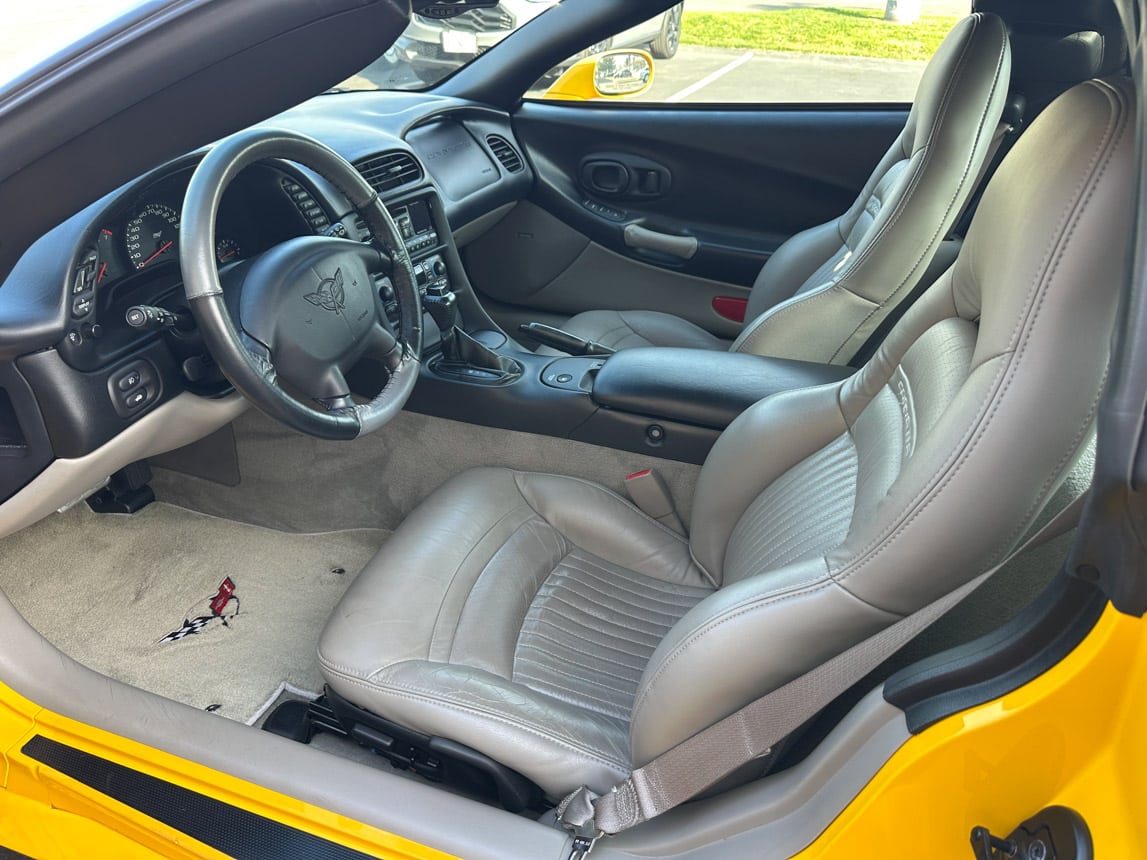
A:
[[2, 0, 147, 83], [336, 1, 561, 91]]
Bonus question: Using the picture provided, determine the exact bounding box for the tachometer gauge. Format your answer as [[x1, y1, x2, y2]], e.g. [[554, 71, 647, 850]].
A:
[[215, 237, 241, 264], [125, 203, 180, 270]]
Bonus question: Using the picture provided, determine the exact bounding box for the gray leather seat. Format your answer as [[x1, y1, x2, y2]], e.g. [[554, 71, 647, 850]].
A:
[[551, 13, 1011, 364], [319, 77, 1133, 801]]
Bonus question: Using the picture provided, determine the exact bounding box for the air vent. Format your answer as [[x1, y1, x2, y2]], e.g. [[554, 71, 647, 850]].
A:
[[281, 178, 331, 234], [353, 151, 424, 194], [486, 135, 523, 174]]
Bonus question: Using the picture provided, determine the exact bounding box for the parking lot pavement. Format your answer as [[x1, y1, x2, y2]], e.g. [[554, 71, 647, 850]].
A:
[[645, 44, 925, 103], [686, 0, 970, 14]]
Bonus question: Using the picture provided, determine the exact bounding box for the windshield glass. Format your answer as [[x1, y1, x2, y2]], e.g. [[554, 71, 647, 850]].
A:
[[336, 1, 561, 91], [2, 0, 147, 83]]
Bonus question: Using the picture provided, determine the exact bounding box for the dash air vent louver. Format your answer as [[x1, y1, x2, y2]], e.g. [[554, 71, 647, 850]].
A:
[[353, 151, 424, 194], [486, 134, 523, 173]]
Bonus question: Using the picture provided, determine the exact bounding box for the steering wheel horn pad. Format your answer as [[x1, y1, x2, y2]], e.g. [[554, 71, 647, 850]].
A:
[[180, 128, 421, 439], [239, 236, 385, 400]]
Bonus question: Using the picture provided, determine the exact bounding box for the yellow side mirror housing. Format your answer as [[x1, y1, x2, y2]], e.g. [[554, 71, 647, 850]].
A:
[[543, 49, 654, 101]]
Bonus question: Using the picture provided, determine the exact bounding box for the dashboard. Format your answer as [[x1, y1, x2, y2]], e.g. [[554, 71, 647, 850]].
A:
[[0, 91, 534, 512]]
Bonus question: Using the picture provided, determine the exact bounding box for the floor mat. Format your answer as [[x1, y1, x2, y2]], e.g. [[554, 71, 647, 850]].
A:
[[0, 503, 386, 724]]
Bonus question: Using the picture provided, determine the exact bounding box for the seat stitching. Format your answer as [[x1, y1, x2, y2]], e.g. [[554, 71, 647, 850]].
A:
[[509, 470, 693, 548], [566, 547, 711, 600], [835, 80, 1129, 592], [428, 500, 537, 661], [514, 647, 641, 694], [510, 671, 635, 718], [515, 633, 650, 678], [739, 22, 1007, 362], [552, 561, 710, 611], [522, 603, 668, 650], [532, 584, 697, 630], [631, 574, 847, 724]]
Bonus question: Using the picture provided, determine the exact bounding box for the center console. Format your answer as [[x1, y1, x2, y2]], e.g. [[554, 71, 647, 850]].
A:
[[359, 190, 854, 465]]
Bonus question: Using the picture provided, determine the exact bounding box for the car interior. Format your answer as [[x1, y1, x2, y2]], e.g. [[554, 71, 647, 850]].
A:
[[0, 0, 1141, 857]]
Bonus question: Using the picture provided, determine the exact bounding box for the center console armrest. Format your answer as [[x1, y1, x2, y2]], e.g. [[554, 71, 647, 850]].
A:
[[591, 347, 854, 430]]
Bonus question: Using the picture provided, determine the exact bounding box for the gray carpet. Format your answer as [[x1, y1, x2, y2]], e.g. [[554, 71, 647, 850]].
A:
[[0, 502, 386, 724], [151, 408, 703, 534]]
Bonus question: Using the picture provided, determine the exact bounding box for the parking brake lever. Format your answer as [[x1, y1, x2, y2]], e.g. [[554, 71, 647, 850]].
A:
[[519, 323, 615, 357]]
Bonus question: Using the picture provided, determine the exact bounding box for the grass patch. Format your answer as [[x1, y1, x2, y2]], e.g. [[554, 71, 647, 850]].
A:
[[680, 8, 958, 62]]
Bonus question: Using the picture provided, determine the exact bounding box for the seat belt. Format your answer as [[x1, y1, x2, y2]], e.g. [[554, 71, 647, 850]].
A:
[[558, 491, 1089, 854]]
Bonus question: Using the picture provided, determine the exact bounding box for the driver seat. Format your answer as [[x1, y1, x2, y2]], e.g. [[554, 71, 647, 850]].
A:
[[319, 78, 1133, 801]]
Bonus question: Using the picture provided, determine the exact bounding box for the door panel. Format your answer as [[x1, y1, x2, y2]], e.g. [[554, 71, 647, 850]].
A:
[[463, 102, 907, 334], [464, 200, 747, 338]]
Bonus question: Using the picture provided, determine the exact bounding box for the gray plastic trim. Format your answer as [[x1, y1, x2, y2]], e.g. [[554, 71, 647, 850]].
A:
[[0, 392, 247, 540]]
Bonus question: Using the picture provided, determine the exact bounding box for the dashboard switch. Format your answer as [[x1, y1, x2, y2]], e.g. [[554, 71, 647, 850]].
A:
[[117, 371, 142, 392], [124, 389, 148, 410]]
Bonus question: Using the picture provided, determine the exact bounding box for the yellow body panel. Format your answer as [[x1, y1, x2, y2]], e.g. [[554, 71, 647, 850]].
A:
[[796, 605, 1147, 858], [0, 605, 1141, 858], [0, 688, 454, 859]]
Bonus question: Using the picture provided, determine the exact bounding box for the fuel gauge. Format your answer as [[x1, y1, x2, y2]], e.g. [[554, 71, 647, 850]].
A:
[[215, 237, 241, 265]]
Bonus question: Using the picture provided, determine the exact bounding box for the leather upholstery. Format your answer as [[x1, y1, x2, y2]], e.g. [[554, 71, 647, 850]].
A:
[[320, 78, 1135, 799], [557, 14, 1011, 365]]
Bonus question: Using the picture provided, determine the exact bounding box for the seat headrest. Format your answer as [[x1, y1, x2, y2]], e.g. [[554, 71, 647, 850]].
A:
[[1009, 25, 1125, 86]]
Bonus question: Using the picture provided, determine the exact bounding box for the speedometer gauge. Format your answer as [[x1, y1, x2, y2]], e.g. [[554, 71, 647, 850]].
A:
[[125, 203, 180, 270]]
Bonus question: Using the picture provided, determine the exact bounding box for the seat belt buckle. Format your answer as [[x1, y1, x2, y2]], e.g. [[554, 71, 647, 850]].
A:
[[567, 832, 600, 859], [625, 468, 685, 534]]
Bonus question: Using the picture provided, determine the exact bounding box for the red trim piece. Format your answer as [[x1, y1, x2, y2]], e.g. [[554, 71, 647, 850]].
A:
[[626, 469, 652, 481], [712, 296, 749, 323]]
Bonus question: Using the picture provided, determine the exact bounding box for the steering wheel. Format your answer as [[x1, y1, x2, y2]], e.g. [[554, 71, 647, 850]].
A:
[[180, 128, 422, 440]]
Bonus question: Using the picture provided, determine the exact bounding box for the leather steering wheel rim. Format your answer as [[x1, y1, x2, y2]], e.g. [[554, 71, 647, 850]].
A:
[[181, 128, 422, 440]]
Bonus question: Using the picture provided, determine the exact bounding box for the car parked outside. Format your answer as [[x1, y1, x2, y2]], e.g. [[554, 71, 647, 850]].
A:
[[382, 1, 682, 85]]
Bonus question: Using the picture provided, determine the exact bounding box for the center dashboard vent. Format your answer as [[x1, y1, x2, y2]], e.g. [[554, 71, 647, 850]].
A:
[[486, 134, 523, 174], [353, 151, 424, 194]]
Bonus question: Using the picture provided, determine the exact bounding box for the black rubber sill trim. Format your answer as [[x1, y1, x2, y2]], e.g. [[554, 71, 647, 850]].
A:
[[20, 735, 377, 860], [885, 572, 1108, 733]]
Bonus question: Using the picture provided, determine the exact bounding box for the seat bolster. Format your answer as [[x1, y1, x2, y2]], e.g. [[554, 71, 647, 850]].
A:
[[741, 219, 848, 323], [731, 282, 881, 363], [542, 309, 730, 355], [324, 660, 631, 798], [318, 467, 538, 672], [690, 384, 848, 580], [629, 561, 899, 766], [512, 471, 705, 586]]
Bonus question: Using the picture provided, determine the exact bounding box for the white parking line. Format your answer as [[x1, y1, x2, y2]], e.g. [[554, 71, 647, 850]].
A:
[[665, 50, 755, 103]]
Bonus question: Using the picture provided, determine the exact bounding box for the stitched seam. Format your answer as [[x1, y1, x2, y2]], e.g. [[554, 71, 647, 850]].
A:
[[427, 501, 535, 661], [510, 470, 692, 546], [514, 650, 642, 694], [516, 631, 653, 676], [836, 80, 1128, 591], [558, 558, 711, 608], [538, 579, 701, 624], [631, 574, 838, 724], [522, 607, 668, 652], [829, 33, 1009, 363], [840, 80, 1124, 568]]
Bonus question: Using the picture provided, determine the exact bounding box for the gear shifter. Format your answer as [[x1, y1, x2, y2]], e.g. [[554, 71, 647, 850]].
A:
[[424, 284, 521, 382], [423, 283, 459, 336]]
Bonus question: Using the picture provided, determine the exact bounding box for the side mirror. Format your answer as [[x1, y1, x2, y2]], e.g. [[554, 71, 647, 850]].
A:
[[543, 50, 654, 101]]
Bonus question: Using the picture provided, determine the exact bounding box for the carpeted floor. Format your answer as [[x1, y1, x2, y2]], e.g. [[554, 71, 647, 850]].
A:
[[0, 502, 386, 724]]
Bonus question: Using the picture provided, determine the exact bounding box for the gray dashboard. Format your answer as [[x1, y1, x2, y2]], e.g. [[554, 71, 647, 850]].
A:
[[0, 91, 533, 504]]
